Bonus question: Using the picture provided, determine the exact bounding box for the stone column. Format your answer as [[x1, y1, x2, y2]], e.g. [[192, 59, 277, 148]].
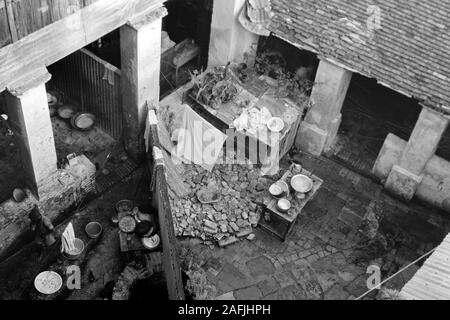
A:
[[385, 107, 449, 200], [296, 60, 352, 155], [208, 0, 259, 68], [120, 7, 167, 161], [5, 68, 57, 197]]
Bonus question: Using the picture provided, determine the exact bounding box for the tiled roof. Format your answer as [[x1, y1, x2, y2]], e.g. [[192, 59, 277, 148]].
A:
[[269, 0, 450, 112], [400, 233, 450, 300]]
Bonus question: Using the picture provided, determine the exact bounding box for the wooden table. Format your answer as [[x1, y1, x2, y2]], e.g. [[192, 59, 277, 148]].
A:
[[118, 211, 161, 254], [187, 70, 304, 162], [258, 164, 323, 241]]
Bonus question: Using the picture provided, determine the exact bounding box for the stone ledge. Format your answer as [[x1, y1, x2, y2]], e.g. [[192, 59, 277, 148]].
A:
[[385, 165, 423, 201]]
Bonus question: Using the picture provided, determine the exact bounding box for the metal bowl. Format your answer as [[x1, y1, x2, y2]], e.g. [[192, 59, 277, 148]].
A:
[[71, 112, 96, 131], [57, 104, 77, 119], [269, 183, 283, 198], [277, 198, 291, 213], [85, 221, 103, 239], [291, 174, 313, 193]]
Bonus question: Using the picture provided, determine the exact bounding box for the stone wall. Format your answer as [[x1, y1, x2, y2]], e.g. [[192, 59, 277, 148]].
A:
[[373, 133, 450, 213], [0, 155, 96, 261]]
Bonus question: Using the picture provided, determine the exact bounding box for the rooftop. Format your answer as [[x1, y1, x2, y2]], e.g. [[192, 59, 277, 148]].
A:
[[269, 0, 450, 112]]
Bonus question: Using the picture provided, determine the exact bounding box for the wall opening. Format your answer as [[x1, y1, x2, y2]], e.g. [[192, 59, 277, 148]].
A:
[[0, 92, 24, 203], [330, 73, 422, 174]]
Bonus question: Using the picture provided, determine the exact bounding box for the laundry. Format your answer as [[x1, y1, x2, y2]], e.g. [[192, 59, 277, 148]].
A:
[[61, 222, 76, 253], [174, 104, 227, 172]]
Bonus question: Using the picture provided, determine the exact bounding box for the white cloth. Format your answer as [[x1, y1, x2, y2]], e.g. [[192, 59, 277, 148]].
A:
[[174, 104, 227, 171], [61, 222, 76, 253]]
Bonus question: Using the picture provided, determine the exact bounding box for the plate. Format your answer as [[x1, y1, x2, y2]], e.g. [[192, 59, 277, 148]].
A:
[[141, 234, 160, 249], [118, 215, 137, 233], [34, 271, 63, 295], [267, 117, 284, 132], [71, 112, 96, 131]]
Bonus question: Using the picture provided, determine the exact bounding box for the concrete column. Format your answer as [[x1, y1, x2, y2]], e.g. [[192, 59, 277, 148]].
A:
[[208, 0, 259, 68], [120, 8, 166, 161], [296, 60, 353, 155], [385, 107, 449, 200], [5, 69, 57, 196]]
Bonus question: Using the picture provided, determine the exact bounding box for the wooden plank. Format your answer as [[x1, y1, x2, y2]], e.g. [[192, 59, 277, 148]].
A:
[[0, 0, 164, 93], [4, 0, 17, 42], [10, 0, 52, 39], [48, 0, 83, 22], [147, 119, 185, 300], [0, 2, 13, 47]]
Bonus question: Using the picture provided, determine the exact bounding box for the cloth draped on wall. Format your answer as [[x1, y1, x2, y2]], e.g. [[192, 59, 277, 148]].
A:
[[175, 104, 227, 171], [239, 0, 272, 36]]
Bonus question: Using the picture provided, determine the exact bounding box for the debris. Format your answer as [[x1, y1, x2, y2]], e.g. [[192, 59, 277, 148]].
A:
[[218, 236, 239, 247], [247, 233, 256, 241]]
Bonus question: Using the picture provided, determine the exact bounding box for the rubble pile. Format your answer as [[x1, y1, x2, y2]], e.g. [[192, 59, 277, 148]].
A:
[[170, 163, 276, 246]]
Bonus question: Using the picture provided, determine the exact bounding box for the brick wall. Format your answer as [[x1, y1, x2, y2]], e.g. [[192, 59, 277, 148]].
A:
[[0, 155, 95, 261]]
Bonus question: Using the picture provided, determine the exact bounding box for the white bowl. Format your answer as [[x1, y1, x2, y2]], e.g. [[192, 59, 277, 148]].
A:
[[267, 117, 284, 132], [291, 174, 313, 193], [277, 198, 291, 212]]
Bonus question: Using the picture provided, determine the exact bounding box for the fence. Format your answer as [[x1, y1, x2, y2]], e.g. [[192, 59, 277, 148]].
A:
[[146, 109, 185, 300], [48, 48, 123, 139]]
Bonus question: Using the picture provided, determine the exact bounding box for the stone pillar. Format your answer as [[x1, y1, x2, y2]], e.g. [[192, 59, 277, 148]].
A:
[[208, 0, 259, 68], [5, 68, 57, 197], [296, 60, 352, 155], [385, 107, 449, 200], [120, 7, 167, 161]]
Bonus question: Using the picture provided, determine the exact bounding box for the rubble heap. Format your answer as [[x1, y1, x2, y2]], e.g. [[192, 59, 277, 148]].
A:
[[170, 163, 276, 246]]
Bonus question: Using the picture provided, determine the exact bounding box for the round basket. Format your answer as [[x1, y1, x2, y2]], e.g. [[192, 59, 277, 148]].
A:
[[34, 271, 63, 295]]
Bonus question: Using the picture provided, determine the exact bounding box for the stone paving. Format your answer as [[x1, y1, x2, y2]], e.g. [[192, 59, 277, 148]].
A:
[[176, 153, 450, 300]]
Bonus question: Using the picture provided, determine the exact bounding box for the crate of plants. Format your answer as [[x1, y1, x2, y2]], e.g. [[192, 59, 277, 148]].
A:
[[187, 65, 238, 110]]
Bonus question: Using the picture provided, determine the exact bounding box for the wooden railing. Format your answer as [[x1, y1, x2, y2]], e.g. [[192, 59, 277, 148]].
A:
[[0, 0, 99, 48], [146, 109, 185, 300]]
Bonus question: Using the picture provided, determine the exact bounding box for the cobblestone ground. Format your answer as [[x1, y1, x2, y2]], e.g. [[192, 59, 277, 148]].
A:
[[177, 153, 450, 300]]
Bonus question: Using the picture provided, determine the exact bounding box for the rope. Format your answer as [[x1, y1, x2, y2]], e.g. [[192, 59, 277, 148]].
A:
[[355, 247, 437, 300]]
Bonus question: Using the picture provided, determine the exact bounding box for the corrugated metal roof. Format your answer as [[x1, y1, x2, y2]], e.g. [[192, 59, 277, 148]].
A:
[[401, 233, 450, 300], [268, 0, 450, 113]]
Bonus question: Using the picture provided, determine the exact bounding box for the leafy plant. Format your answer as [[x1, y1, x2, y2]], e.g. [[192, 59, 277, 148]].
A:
[[189, 65, 238, 109], [178, 243, 217, 300], [255, 50, 315, 111]]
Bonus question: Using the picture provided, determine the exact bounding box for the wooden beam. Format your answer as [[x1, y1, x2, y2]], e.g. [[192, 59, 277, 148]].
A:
[[0, 0, 164, 93]]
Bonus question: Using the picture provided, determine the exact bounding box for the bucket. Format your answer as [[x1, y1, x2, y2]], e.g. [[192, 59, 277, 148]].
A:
[[63, 238, 85, 260], [85, 222, 102, 239]]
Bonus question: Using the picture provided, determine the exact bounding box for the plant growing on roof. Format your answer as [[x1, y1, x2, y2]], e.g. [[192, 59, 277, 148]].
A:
[[255, 50, 314, 112], [189, 64, 238, 109]]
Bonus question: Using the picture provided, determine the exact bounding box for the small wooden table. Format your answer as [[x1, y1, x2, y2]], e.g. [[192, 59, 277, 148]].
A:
[[258, 164, 323, 241], [118, 211, 161, 254]]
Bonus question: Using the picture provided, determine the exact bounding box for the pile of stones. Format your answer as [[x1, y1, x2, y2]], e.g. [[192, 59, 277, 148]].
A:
[[169, 163, 276, 246]]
